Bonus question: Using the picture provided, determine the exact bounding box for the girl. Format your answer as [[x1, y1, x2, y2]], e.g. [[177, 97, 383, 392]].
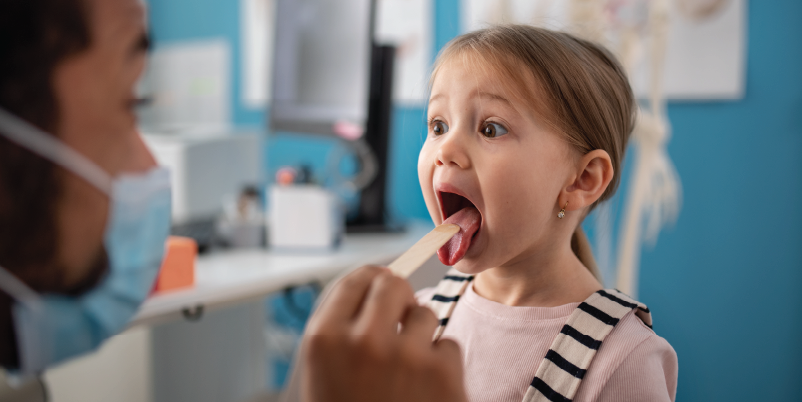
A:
[[417, 25, 678, 402]]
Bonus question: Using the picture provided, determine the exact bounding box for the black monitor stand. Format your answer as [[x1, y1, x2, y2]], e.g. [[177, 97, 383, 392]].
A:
[[346, 43, 400, 233]]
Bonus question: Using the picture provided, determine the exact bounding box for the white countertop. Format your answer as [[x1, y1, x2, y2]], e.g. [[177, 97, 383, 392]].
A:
[[130, 222, 433, 327]]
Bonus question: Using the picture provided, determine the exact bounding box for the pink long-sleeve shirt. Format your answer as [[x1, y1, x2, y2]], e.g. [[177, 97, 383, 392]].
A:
[[417, 284, 678, 402]]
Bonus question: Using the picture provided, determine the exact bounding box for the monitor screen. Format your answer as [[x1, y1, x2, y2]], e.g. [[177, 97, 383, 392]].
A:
[[270, 0, 374, 136]]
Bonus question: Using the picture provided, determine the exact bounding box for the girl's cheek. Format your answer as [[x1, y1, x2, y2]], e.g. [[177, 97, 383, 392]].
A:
[[417, 149, 433, 194], [417, 146, 442, 222], [418, 143, 436, 176], [417, 151, 428, 183]]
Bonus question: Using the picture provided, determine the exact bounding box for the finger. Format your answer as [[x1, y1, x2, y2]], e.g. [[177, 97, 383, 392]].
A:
[[399, 305, 439, 343], [311, 265, 388, 329], [432, 339, 468, 401], [434, 338, 462, 360], [353, 272, 416, 336]]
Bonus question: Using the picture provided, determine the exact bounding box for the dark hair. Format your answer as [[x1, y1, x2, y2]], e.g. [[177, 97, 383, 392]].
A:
[[0, 0, 91, 368], [0, 0, 90, 287]]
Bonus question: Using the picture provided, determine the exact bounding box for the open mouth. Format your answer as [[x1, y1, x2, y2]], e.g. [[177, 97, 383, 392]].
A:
[[438, 191, 482, 266]]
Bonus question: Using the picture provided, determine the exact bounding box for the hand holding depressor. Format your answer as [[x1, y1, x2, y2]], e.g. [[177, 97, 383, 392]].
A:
[[300, 265, 468, 402]]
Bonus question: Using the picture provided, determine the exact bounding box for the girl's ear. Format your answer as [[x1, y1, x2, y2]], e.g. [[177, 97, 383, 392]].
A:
[[562, 150, 614, 211]]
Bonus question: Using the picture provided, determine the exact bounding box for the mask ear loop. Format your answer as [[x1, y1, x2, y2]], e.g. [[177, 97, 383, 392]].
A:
[[0, 266, 47, 377], [0, 108, 113, 195], [0, 266, 41, 312]]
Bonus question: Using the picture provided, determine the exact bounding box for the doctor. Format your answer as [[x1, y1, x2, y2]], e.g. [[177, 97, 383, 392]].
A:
[[0, 0, 467, 401]]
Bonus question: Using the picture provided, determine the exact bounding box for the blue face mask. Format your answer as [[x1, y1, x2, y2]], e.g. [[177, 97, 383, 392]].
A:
[[0, 108, 171, 375]]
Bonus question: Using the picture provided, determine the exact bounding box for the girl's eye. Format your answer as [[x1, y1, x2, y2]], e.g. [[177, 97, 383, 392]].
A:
[[431, 120, 449, 136], [481, 122, 508, 138]]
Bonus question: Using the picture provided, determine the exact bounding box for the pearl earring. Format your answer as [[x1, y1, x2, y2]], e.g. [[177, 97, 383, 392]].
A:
[[558, 201, 568, 219]]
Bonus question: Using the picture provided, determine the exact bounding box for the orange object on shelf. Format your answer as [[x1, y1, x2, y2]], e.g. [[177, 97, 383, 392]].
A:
[[154, 236, 197, 292]]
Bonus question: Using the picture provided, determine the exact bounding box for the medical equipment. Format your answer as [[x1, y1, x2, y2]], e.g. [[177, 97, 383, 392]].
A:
[[143, 131, 262, 250], [271, 0, 396, 232], [268, 185, 343, 250], [388, 224, 459, 279]]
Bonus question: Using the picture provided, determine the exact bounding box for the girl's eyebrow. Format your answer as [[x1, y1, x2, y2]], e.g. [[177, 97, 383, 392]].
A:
[[477, 91, 512, 106], [429, 92, 511, 104], [429, 93, 446, 104], [428, 91, 516, 116]]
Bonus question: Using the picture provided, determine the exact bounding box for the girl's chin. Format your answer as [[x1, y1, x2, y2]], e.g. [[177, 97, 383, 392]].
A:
[[450, 257, 491, 276]]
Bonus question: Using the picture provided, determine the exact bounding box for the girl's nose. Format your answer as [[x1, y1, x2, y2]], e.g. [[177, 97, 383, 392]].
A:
[[435, 129, 470, 169]]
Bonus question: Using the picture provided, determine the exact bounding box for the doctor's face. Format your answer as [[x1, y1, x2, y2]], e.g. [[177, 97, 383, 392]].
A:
[[51, 0, 157, 289]]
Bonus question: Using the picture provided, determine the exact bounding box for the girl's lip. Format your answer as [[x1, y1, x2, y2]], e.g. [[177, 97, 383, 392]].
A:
[[434, 181, 485, 263], [434, 181, 482, 222]]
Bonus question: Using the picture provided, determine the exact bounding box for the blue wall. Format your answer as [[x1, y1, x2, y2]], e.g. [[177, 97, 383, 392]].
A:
[[640, 2, 802, 400], [148, 0, 802, 400]]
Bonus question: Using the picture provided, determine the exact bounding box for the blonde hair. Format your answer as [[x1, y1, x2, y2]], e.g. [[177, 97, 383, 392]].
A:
[[431, 25, 636, 279], [431, 25, 636, 204]]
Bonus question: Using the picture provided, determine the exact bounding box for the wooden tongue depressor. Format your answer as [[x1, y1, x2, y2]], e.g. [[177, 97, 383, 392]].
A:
[[388, 224, 460, 279]]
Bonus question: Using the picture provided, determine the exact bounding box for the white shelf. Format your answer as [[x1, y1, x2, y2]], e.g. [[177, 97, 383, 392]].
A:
[[130, 222, 433, 327]]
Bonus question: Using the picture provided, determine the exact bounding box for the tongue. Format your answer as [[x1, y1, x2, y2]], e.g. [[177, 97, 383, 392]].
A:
[[437, 206, 481, 266]]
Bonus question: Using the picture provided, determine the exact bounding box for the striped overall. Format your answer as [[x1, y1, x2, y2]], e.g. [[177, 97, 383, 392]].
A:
[[427, 269, 654, 402]]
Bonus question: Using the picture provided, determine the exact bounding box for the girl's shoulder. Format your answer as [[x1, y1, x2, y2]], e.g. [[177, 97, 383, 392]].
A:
[[604, 309, 675, 360], [575, 310, 678, 401]]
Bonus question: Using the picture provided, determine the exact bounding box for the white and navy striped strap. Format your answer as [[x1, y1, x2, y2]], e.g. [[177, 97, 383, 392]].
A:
[[523, 289, 653, 402], [425, 268, 474, 341]]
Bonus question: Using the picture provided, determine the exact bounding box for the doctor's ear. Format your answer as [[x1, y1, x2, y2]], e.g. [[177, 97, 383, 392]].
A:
[[562, 150, 614, 211]]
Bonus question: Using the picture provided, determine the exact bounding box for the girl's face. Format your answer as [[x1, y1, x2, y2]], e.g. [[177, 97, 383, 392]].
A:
[[419, 55, 580, 274]]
